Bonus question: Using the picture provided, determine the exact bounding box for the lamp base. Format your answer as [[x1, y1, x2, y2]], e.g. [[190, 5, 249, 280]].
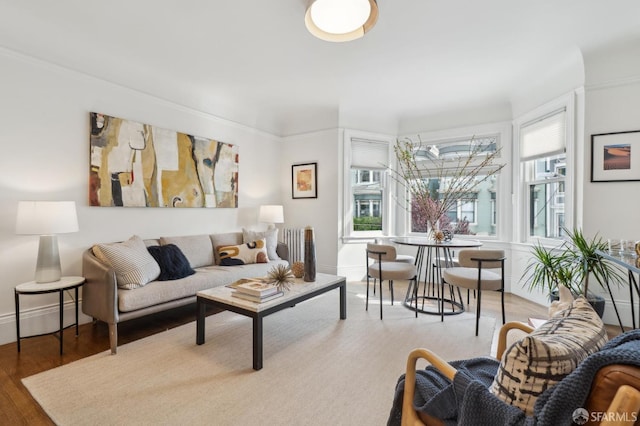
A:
[[35, 235, 62, 283]]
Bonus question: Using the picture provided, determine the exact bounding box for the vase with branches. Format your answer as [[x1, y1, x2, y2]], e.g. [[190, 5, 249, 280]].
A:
[[392, 136, 505, 238]]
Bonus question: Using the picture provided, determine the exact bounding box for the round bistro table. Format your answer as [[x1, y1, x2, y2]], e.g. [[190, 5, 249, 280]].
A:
[[391, 237, 482, 316]]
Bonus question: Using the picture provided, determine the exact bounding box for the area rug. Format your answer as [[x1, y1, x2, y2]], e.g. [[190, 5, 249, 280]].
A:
[[23, 284, 496, 426]]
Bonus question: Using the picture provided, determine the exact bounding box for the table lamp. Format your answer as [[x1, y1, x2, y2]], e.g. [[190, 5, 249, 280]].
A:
[[258, 205, 284, 229], [16, 201, 79, 283]]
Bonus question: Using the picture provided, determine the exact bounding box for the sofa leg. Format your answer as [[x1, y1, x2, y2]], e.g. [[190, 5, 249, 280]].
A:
[[108, 323, 118, 355]]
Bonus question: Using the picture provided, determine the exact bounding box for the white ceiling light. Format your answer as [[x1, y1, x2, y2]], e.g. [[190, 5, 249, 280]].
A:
[[305, 0, 379, 42]]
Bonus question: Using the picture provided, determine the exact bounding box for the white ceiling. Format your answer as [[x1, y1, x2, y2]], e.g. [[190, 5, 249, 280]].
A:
[[1, 0, 640, 137]]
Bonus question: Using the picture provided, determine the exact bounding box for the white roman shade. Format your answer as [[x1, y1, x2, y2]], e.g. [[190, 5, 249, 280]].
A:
[[520, 109, 566, 161], [351, 139, 389, 169]]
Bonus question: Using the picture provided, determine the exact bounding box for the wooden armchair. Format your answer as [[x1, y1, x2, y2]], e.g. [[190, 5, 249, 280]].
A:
[[401, 322, 640, 426]]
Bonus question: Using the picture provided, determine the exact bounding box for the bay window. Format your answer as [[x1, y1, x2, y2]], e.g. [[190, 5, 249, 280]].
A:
[[408, 136, 501, 237]]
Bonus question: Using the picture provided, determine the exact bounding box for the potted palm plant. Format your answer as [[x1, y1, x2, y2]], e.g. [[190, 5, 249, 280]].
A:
[[522, 227, 625, 317]]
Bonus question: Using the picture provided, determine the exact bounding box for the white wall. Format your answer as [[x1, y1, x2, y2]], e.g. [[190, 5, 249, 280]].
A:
[[581, 42, 640, 327], [281, 129, 340, 275], [0, 48, 283, 345], [508, 39, 640, 327]]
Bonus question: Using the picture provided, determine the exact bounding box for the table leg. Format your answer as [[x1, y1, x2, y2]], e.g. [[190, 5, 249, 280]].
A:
[[75, 287, 79, 336], [253, 315, 263, 370], [196, 298, 206, 345], [15, 290, 20, 353], [59, 289, 64, 355], [339, 283, 347, 319]]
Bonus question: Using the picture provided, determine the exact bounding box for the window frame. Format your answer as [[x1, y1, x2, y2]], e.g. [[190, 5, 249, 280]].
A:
[[513, 92, 576, 244], [397, 122, 512, 240], [342, 130, 395, 241]]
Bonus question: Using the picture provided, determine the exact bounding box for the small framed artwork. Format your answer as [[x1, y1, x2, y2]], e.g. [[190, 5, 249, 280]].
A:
[[591, 130, 640, 182], [292, 162, 318, 199]]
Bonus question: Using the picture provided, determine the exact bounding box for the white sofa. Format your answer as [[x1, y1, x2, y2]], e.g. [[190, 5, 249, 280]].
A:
[[82, 231, 289, 354]]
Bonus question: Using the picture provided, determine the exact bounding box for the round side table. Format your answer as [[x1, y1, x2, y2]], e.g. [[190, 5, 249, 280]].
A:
[[15, 276, 86, 355]]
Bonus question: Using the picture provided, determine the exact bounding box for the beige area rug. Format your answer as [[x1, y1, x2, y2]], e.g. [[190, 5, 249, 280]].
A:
[[23, 283, 496, 426]]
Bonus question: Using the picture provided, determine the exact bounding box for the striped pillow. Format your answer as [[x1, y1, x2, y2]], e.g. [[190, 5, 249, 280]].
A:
[[93, 235, 160, 289], [490, 296, 607, 415]]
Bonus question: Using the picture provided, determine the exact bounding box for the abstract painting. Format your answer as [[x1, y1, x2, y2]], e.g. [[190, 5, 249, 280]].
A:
[[89, 112, 238, 207], [591, 130, 640, 182], [291, 162, 317, 199]]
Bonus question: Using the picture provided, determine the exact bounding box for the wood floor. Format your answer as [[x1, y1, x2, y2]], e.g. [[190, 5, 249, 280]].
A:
[[0, 286, 620, 425]]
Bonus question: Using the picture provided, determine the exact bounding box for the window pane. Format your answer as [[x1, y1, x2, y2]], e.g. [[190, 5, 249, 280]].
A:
[[525, 153, 566, 239], [351, 168, 382, 231], [529, 181, 565, 238], [410, 175, 496, 236], [460, 200, 475, 223]]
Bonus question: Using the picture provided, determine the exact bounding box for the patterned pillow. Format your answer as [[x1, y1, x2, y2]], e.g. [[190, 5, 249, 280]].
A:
[[489, 297, 608, 415], [217, 239, 268, 266], [93, 235, 161, 289], [242, 227, 280, 260]]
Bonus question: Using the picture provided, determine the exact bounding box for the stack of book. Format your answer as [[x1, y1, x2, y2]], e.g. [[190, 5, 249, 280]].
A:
[[229, 279, 284, 303]]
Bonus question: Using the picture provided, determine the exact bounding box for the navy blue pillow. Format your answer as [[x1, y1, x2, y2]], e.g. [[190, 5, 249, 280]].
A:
[[147, 244, 196, 281]]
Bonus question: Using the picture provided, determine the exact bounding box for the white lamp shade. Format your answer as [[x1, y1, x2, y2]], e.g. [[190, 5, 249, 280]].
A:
[[259, 205, 284, 224], [16, 201, 79, 235]]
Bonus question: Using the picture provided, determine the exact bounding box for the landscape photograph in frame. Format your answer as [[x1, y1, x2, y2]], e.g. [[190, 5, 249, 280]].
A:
[[591, 130, 640, 182], [89, 112, 239, 207]]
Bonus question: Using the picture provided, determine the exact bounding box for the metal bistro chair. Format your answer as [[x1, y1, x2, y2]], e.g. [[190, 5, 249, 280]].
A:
[[366, 243, 418, 319], [371, 238, 415, 296], [442, 249, 506, 335]]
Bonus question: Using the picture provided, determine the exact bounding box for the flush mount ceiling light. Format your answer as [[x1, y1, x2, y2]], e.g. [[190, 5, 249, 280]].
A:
[[305, 0, 378, 42]]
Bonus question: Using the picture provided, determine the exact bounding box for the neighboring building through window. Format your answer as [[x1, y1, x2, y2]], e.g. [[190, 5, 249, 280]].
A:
[[352, 169, 383, 231], [408, 136, 501, 237]]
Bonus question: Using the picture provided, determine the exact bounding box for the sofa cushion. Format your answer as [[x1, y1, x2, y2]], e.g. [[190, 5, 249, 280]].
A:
[[242, 227, 280, 260], [490, 296, 608, 415], [159, 235, 213, 268], [117, 269, 226, 312], [210, 232, 243, 265], [217, 240, 268, 266], [93, 235, 160, 289], [117, 260, 290, 312], [147, 244, 196, 281]]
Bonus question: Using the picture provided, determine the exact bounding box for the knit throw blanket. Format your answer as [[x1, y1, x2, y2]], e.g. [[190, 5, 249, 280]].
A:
[[388, 329, 640, 426]]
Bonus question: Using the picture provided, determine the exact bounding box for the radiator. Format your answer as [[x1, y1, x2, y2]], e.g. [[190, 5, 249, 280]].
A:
[[281, 227, 305, 263]]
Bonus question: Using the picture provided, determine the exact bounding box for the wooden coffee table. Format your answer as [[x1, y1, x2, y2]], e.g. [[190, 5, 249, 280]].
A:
[[196, 273, 347, 370]]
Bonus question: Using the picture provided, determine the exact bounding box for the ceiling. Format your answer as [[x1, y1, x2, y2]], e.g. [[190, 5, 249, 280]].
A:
[[2, 0, 640, 137]]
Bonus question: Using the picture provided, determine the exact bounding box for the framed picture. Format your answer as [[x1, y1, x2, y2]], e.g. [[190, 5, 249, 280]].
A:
[[292, 162, 317, 199], [591, 130, 640, 182]]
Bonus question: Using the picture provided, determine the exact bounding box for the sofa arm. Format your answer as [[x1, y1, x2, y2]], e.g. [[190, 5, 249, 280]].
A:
[[276, 242, 289, 263], [81, 249, 119, 324]]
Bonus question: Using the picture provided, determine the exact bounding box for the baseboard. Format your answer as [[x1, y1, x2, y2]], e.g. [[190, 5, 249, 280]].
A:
[[0, 300, 93, 346], [602, 298, 636, 330]]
